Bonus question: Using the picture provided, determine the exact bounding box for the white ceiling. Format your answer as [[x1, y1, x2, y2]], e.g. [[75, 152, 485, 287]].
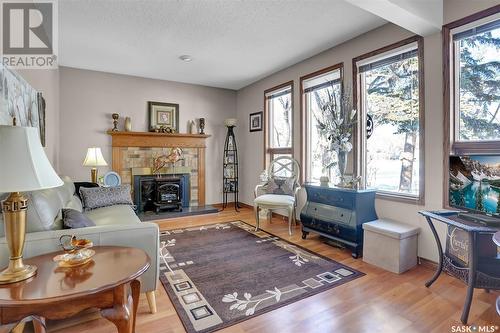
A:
[[59, 0, 386, 90]]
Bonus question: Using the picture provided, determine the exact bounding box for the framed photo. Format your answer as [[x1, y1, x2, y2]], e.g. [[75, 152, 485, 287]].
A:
[[148, 101, 179, 132], [249, 111, 263, 132]]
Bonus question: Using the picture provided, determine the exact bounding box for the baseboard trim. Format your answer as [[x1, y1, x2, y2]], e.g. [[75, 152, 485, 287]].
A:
[[418, 257, 438, 270]]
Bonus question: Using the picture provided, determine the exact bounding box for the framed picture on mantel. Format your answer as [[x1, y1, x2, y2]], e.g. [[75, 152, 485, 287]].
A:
[[148, 101, 179, 132]]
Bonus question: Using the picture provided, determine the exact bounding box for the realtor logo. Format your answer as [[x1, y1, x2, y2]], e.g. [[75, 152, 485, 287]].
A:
[[1, 0, 58, 68]]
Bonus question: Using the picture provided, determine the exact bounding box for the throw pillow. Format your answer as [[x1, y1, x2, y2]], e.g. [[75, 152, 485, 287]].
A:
[[79, 184, 133, 210], [62, 208, 96, 229], [266, 177, 295, 195]]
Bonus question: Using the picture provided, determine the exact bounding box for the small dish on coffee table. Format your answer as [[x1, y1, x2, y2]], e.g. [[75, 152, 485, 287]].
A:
[[53, 249, 96, 267]]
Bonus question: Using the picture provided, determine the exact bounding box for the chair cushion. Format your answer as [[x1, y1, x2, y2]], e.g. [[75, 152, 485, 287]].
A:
[[84, 205, 140, 226], [79, 185, 133, 211], [266, 177, 294, 195], [254, 194, 295, 206]]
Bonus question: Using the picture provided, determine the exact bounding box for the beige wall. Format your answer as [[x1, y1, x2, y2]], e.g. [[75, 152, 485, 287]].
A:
[[235, 0, 498, 262], [18, 69, 60, 168], [59, 67, 236, 205]]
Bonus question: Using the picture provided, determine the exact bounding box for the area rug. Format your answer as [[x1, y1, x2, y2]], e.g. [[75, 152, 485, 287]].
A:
[[159, 221, 364, 333]]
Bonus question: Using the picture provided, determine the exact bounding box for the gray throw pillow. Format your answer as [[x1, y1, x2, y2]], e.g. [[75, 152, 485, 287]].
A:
[[266, 177, 294, 195], [62, 208, 95, 229], [79, 184, 133, 210]]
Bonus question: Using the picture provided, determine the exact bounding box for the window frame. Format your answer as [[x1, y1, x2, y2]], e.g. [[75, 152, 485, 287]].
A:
[[443, 5, 500, 208], [353, 35, 425, 204], [299, 63, 344, 183], [263, 81, 294, 169]]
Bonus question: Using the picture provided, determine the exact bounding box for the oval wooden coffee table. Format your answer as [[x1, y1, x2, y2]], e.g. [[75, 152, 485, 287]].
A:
[[0, 246, 150, 333]]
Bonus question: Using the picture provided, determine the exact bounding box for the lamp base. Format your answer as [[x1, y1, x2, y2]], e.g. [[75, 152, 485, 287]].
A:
[[91, 168, 98, 183], [0, 192, 37, 284], [0, 263, 37, 284]]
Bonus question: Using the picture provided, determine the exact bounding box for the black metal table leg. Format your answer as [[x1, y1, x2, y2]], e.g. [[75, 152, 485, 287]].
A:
[[461, 231, 477, 324], [425, 216, 443, 288]]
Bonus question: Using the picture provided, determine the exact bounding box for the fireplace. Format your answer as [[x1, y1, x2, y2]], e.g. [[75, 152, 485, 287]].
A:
[[155, 177, 182, 212], [134, 173, 190, 213]]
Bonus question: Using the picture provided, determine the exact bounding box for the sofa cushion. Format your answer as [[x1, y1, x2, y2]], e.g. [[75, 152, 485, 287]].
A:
[[62, 208, 96, 229], [79, 185, 133, 211], [56, 176, 76, 205], [64, 195, 83, 212], [27, 187, 65, 233], [84, 205, 140, 226]]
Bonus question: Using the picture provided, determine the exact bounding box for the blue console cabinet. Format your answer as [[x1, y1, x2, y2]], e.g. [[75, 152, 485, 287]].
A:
[[300, 184, 378, 258]]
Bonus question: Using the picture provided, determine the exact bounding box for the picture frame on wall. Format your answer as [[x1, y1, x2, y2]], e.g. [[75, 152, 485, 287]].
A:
[[148, 101, 179, 132], [249, 111, 263, 132]]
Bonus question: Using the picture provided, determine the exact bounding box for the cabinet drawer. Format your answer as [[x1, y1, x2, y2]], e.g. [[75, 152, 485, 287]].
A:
[[303, 202, 355, 227], [308, 190, 354, 209], [301, 216, 358, 242]]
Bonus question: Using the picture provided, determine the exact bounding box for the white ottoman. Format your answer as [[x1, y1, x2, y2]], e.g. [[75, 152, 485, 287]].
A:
[[362, 219, 420, 274]]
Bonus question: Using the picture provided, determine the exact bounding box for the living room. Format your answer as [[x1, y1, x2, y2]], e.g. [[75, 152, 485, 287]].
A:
[[0, 0, 499, 332]]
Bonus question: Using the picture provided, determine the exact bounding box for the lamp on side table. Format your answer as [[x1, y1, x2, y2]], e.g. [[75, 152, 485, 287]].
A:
[[0, 125, 63, 284], [83, 147, 108, 183]]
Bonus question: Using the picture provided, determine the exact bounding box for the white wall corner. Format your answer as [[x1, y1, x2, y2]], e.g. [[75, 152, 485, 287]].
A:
[[344, 0, 443, 36]]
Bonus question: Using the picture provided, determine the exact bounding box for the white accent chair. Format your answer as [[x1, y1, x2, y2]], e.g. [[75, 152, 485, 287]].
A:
[[254, 156, 301, 235]]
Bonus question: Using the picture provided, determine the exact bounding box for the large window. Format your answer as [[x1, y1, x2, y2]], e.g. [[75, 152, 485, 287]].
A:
[[354, 37, 424, 201], [443, 7, 500, 208], [301, 64, 343, 183], [450, 14, 500, 142], [264, 82, 293, 166]]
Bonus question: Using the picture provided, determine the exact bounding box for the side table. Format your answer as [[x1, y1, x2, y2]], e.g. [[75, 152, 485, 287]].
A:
[[493, 231, 500, 317], [0, 246, 150, 333]]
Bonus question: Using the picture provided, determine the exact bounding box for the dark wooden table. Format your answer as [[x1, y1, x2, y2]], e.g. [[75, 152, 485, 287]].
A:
[[0, 246, 150, 333], [494, 231, 500, 316], [419, 211, 499, 324]]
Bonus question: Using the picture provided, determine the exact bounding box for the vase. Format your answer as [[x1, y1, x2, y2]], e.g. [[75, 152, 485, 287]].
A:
[[337, 150, 347, 185], [124, 117, 132, 132]]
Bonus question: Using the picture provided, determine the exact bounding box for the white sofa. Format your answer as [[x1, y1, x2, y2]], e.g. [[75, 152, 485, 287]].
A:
[[0, 176, 159, 313]]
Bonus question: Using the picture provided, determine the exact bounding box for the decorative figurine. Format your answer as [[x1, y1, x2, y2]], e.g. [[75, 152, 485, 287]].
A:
[[111, 113, 119, 131], [199, 118, 205, 134], [189, 120, 196, 134], [124, 117, 132, 132]]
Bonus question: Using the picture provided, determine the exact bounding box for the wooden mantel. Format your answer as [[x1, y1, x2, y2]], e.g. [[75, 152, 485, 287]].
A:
[[107, 130, 211, 148], [107, 131, 211, 206]]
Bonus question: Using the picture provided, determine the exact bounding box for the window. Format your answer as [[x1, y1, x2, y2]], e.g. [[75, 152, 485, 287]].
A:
[[264, 82, 293, 166], [443, 7, 500, 208], [450, 14, 500, 142], [301, 64, 343, 183], [354, 37, 424, 201]]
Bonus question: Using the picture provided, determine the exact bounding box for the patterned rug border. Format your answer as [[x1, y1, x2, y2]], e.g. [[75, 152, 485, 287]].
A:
[[159, 220, 366, 333]]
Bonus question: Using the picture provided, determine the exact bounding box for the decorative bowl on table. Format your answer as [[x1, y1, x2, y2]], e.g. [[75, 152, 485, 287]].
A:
[[54, 235, 95, 267], [53, 248, 95, 268]]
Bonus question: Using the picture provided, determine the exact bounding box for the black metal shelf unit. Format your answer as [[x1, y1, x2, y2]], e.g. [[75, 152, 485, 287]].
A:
[[222, 125, 241, 211]]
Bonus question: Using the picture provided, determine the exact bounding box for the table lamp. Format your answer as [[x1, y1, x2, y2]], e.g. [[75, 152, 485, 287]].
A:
[[0, 125, 63, 284], [83, 147, 108, 183]]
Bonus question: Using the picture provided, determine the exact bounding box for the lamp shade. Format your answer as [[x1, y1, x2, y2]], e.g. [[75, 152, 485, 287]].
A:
[[83, 147, 108, 167], [0, 125, 63, 192]]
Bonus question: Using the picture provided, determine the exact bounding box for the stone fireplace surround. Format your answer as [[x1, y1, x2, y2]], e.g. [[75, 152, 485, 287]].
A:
[[107, 131, 210, 207]]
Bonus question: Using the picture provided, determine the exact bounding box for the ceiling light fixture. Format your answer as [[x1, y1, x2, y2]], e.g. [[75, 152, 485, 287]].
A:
[[179, 55, 192, 62]]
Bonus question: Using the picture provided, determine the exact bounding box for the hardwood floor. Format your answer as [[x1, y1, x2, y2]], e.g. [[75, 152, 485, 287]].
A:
[[45, 207, 499, 333]]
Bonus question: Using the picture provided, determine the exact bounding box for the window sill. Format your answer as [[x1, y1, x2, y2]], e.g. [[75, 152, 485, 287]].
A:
[[375, 191, 424, 206]]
